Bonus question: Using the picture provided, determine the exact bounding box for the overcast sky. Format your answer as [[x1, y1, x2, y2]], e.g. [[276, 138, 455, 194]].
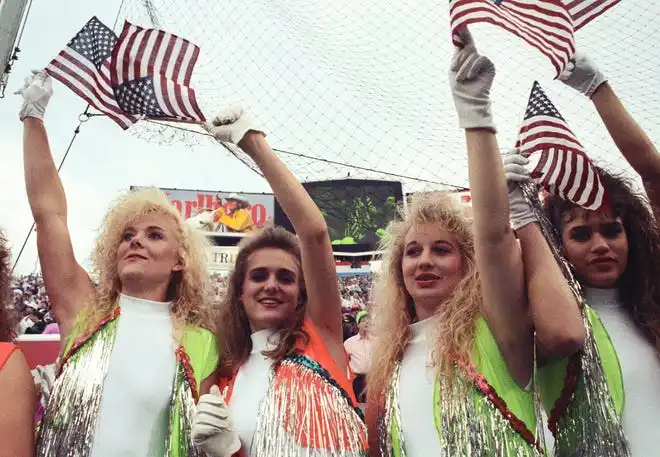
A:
[[0, 0, 658, 274]]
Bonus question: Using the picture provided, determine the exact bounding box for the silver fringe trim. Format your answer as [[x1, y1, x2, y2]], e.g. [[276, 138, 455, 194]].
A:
[[379, 362, 542, 457], [377, 364, 403, 457], [438, 370, 542, 457], [36, 312, 202, 457], [165, 358, 202, 457], [552, 308, 631, 457], [520, 181, 631, 457], [35, 318, 119, 457], [250, 356, 368, 457]]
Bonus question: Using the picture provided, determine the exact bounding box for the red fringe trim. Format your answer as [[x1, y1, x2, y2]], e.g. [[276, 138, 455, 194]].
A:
[[547, 352, 581, 435], [176, 346, 199, 402], [58, 307, 121, 376], [460, 360, 539, 450]]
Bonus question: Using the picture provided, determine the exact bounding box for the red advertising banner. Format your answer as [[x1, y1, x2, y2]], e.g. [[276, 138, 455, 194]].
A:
[[132, 187, 275, 234]]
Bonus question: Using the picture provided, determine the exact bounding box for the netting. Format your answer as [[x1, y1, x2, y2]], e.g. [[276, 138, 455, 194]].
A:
[[116, 0, 660, 193]]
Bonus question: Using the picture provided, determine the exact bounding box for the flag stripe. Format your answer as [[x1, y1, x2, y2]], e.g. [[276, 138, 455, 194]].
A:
[[567, 0, 621, 30], [183, 45, 199, 86], [187, 86, 204, 120], [133, 30, 150, 82], [170, 41, 188, 84], [155, 74, 177, 116], [147, 31, 165, 77]]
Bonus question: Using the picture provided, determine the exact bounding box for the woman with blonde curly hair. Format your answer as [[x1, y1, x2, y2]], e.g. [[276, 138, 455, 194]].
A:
[[0, 229, 35, 457], [190, 108, 367, 457], [18, 72, 218, 457], [365, 31, 582, 457]]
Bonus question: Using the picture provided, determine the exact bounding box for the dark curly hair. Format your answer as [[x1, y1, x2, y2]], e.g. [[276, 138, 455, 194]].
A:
[[216, 226, 309, 378], [544, 166, 660, 349], [0, 230, 16, 342]]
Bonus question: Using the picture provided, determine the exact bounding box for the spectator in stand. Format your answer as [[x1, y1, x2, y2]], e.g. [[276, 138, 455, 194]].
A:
[[344, 310, 372, 402], [342, 313, 359, 341], [338, 273, 373, 311], [0, 229, 35, 457]]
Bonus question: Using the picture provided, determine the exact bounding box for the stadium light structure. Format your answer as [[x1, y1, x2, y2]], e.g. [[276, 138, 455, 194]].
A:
[[0, 0, 30, 97]]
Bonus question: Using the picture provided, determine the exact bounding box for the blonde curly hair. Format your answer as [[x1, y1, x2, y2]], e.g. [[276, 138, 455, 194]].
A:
[[365, 193, 483, 444], [81, 187, 211, 335]]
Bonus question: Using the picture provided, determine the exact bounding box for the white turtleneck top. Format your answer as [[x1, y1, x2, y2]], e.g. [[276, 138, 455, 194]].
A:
[[91, 293, 176, 457], [586, 287, 660, 457], [398, 318, 443, 457], [230, 329, 278, 455]]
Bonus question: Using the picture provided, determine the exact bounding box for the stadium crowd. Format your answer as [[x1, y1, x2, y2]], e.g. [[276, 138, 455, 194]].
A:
[[9, 274, 57, 335]]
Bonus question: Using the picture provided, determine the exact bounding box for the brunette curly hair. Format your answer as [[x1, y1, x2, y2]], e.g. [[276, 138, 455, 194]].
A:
[[545, 166, 660, 349]]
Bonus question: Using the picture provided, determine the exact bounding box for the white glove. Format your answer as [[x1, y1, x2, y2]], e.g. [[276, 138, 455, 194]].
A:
[[15, 70, 53, 121], [449, 29, 496, 132], [502, 153, 537, 230], [558, 51, 607, 98], [192, 385, 242, 457], [32, 363, 57, 406], [203, 106, 265, 145]]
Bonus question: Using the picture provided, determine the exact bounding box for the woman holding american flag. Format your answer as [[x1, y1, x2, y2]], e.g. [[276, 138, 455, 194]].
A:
[[16, 71, 219, 457], [361, 29, 581, 457], [504, 52, 660, 456]]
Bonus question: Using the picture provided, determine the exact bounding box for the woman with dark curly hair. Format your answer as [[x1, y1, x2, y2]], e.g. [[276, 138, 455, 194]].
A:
[[0, 230, 35, 457], [504, 51, 660, 456]]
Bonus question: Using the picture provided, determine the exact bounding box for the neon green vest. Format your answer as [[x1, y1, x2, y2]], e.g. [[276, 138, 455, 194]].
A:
[[388, 317, 539, 456]]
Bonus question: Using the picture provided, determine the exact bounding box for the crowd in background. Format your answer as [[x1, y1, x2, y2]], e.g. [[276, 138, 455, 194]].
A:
[[8, 274, 57, 335], [10, 271, 374, 337]]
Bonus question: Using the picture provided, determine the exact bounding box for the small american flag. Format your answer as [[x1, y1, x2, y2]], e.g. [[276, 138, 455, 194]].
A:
[[45, 17, 139, 129], [450, 0, 620, 74], [110, 21, 205, 123], [514, 81, 606, 211]]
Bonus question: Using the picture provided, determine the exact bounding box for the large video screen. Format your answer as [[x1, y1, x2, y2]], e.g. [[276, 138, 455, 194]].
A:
[[275, 179, 403, 251]]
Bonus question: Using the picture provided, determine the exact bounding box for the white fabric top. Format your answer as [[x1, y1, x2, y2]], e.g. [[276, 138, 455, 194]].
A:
[[91, 294, 176, 457], [585, 287, 660, 457], [398, 318, 443, 457], [230, 329, 278, 455]]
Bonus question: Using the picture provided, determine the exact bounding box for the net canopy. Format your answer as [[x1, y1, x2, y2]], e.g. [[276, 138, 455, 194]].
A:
[[117, 0, 660, 193]]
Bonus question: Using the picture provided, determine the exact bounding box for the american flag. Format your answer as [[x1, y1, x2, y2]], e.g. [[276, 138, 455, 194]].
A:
[[45, 17, 139, 129], [450, 0, 620, 74], [110, 21, 205, 123], [514, 81, 606, 211]]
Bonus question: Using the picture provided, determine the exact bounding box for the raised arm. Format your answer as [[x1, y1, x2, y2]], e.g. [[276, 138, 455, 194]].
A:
[[204, 109, 344, 361], [502, 155, 585, 359], [18, 72, 95, 340], [559, 53, 660, 215], [449, 33, 532, 386]]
